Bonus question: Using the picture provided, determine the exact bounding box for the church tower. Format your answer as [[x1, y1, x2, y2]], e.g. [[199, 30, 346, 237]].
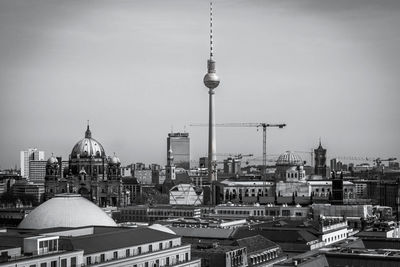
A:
[[165, 147, 176, 181], [44, 155, 61, 200], [314, 140, 327, 177]]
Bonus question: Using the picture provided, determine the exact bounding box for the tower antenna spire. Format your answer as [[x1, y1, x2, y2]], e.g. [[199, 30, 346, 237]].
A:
[[209, 1, 214, 60]]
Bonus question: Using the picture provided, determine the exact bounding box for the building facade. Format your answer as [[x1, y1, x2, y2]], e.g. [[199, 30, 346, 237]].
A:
[[28, 160, 47, 182]]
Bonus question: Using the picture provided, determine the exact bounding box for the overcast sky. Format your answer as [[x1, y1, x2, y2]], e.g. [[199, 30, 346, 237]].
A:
[[0, 0, 399, 168]]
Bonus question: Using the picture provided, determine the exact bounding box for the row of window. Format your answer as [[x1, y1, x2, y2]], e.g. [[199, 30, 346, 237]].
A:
[[86, 251, 189, 266], [28, 257, 76, 267], [86, 241, 176, 265], [324, 233, 347, 243], [250, 250, 278, 265]]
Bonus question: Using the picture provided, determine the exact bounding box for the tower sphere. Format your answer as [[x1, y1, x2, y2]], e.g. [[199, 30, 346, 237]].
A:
[[204, 72, 220, 89]]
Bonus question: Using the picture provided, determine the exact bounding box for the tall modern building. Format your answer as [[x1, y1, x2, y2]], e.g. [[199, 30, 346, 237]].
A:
[[167, 132, 190, 169], [314, 141, 327, 178], [20, 148, 45, 178]]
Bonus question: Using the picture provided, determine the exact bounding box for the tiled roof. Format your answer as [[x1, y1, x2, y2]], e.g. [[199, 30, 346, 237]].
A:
[[234, 235, 278, 253], [60, 227, 177, 254]]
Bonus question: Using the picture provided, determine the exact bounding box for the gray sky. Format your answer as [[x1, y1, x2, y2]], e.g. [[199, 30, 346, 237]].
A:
[[0, 0, 399, 168]]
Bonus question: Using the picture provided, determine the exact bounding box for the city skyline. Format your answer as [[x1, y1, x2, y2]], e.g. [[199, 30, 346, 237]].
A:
[[1, 0, 400, 168]]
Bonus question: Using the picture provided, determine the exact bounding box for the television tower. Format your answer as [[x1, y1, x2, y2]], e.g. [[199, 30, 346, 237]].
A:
[[204, 2, 220, 183]]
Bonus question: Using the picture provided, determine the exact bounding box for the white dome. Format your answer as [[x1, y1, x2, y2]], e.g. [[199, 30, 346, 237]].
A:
[[18, 194, 117, 229], [148, 224, 176, 235]]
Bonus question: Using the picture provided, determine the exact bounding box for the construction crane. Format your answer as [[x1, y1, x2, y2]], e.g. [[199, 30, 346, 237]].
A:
[[294, 150, 314, 167], [190, 122, 286, 177]]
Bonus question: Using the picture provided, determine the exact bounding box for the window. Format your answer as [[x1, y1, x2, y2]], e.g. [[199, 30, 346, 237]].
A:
[[86, 257, 91, 265], [126, 249, 130, 257], [29, 265, 36, 267], [113, 251, 118, 259], [282, 210, 290, 216], [100, 254, 105, 262], [166, 257, 170, 265], [51, 261, 57, 267], [71, 257, 77, 267], [185, 252, 189, 261], [176, 255, 179, 263], [138, 246, 142, 254], [169, 241, 173, 248], [145, 263, 149, 267], [149, 244, 153, 252], [61, 259, 67, 267], [159, 243, 163, 250], [40, 263, 47, 267]]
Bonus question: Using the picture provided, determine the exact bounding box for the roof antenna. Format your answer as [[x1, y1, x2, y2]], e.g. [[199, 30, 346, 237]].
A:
[[209, 1, 214, 60]]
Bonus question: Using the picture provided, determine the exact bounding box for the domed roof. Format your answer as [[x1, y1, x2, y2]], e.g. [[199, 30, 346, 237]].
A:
[[148, 224, 176, 235], [71, 125, 105, 159], [47, 155, 58, 165], [276, 151, 303, 166], [18, 194, 117, 229], [109, 155, 121, 165]]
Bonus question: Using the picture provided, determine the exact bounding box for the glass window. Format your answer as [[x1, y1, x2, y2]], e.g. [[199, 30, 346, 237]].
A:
[[61, 259, 67, 267], [113, 251, 118, 259], [86, 257, 91, 265], [100, 254, 105, 262], [40, 263, 47, 267], [159, 243, 163, 250], [126, 249, 130, 257], [71, 257, 77, 267], [51, 261, 57, 267], [138, 247, 142, 254], [149, 244, 152, 252]]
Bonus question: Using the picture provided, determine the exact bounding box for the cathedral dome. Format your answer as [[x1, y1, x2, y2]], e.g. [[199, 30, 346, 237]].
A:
[[47, 155, 58, 165], [18, 194, 117, 229], [276, 151, 303, 166], [71, 125, 105, 159]]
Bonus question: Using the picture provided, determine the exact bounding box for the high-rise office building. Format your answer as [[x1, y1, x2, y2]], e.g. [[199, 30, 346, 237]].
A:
[[20, 148, 45, 178], [330, 158, 337, 172], [29, 160, 47, 181], [167, 132, 190, 169]]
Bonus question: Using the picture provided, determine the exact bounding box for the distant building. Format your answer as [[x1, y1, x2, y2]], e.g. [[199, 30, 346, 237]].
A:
[[133, 169, 152, 184], [28, 160, 47, 182], [314, 141, 327, 178], [20, 148, 45, 178], [119, 205, 201, 223], [389, 161, 400, 170], [167, 132, 190, 169], [223, 157, 241, 175], [11, 180, 44, 204], [199, 157, 208, 169]]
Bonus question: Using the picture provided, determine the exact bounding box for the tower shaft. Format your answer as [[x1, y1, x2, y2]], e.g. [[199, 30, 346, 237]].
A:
[[208, 89, 217, 182]]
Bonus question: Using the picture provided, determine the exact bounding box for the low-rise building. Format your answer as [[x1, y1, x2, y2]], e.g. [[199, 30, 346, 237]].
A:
[[119, 205, 201, 223]]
